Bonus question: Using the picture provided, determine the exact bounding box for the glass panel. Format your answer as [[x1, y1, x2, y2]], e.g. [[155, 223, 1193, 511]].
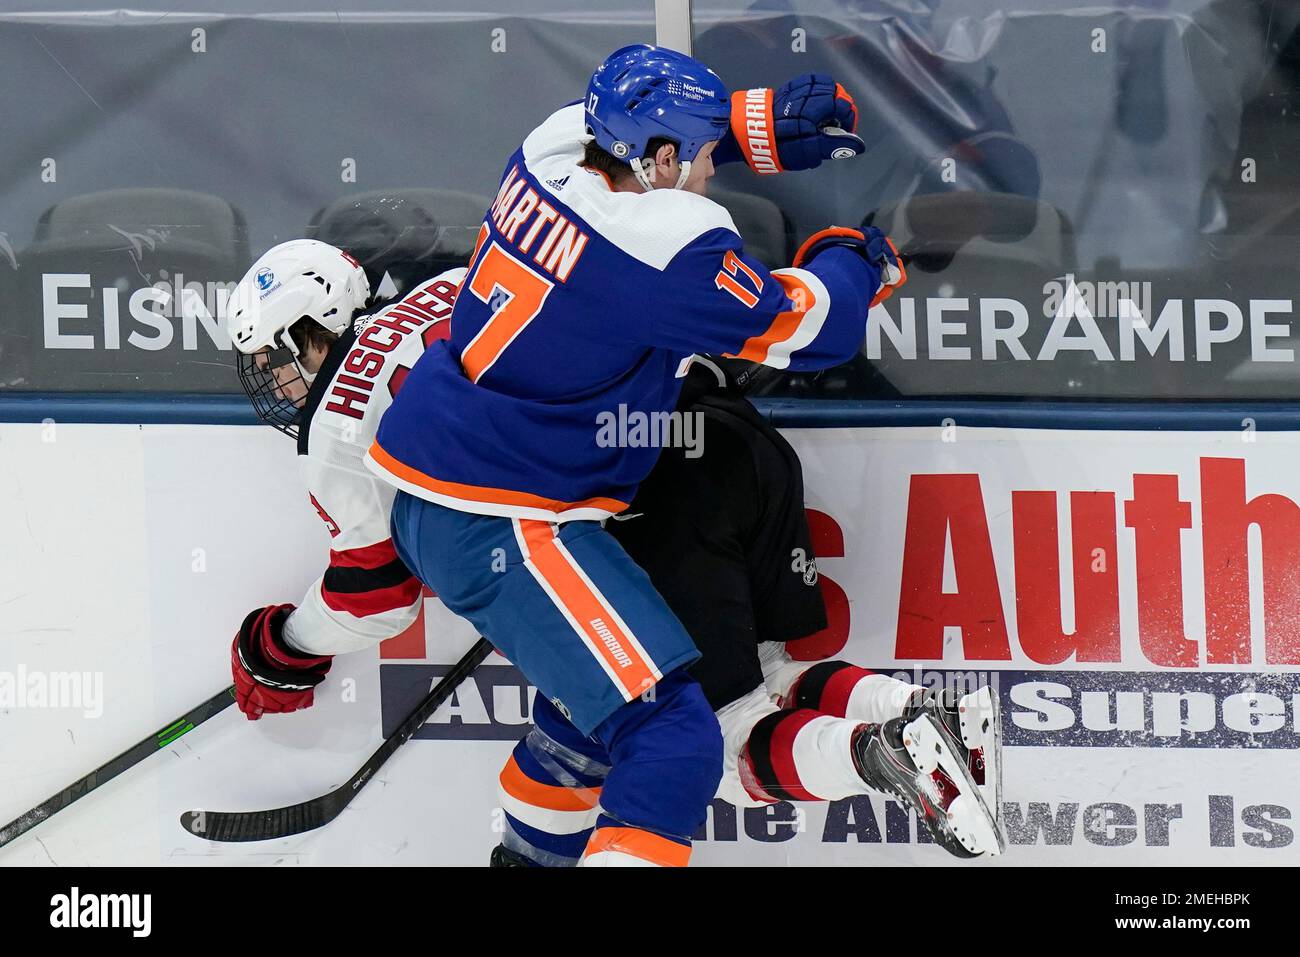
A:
[[693, 0, 1300, 400], [0, 1, 654, 391]]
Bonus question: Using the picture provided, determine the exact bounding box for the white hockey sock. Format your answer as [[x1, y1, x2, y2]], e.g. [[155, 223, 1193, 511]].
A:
[[760, 643, 921, 724]]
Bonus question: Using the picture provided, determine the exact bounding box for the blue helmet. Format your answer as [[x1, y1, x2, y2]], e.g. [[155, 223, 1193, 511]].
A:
[[585, 45, 731, 188]]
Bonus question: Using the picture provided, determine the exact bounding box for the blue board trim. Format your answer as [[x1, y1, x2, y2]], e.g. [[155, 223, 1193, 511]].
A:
[[3, 392, 1300, 431], [751, 398, 1300, 431], [0, 393, 260, 426]]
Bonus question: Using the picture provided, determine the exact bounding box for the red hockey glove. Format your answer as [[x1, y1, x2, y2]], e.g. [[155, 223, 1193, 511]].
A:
[[793, 226, 908, 307], [231, 604, 333, 720], [720, 74, 864, 173]]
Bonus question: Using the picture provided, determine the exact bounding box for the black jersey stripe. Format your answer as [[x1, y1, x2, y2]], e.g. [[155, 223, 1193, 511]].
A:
[[322, 557, 414, 595]]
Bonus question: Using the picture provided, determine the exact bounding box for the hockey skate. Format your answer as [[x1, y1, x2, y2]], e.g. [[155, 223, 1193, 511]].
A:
[[906, 685, 1003, 828], [851, 714, 1004, 858], [489, 843, 538, 867]]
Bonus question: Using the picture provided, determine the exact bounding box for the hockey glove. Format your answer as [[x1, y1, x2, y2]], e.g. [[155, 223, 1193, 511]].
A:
[[794, 226, 908, 308], [231, 603, 333, 720], [720, 74, 864, 173]]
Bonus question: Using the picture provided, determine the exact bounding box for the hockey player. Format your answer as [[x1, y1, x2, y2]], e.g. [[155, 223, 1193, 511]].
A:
[[367, 44, 997, 865], [222, 238, 464, 718], [618, 361, 1002, 856], [222, 236, 1001, 863], [222, 239, 999, 864], [493, 357, 1003, 865]]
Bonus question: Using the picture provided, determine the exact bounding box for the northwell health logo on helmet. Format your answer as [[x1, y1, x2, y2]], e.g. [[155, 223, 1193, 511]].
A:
[[584, 43, 730, 190], [665, 79, 712, 102]]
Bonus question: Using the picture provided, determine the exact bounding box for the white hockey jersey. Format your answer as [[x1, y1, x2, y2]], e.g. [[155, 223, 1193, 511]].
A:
[[282, 267, 466, 656]]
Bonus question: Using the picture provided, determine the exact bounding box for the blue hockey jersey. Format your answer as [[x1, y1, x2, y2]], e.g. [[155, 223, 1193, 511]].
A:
[[367, 103, 883, 523]]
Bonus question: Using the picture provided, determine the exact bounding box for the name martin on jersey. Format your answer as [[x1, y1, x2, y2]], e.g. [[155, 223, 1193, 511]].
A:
[[485, 164, 591, 283]]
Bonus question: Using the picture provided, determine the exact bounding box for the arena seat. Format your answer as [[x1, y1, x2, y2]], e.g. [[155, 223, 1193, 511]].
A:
[[866, 191, 1075, 278], [2, 188, 249, 391], [707, 187, 791, 269], [307, 189, 492, 302], [752, 191, 1079, 400], [34, 188, 249, 260]]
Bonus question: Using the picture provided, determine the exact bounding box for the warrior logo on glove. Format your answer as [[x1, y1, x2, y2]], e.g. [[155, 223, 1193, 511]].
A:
[[728, 75, 864, 174]]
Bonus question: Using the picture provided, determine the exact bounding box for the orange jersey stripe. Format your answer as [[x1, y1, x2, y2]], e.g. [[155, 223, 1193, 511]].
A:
[[368, 440, 628, 517], [730, 272, 816, 364], [584, 826, 691, 867], [517, 519, 658, 701], [499, 755, 601, 812]]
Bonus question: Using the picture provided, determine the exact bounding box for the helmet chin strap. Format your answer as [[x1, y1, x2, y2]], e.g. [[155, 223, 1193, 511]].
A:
[[630, 156, 692, 192], [277, 328, 318, 385]]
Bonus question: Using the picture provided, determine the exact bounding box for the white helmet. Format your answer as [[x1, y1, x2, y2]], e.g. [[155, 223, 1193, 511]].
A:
[[226, 238, 370, 355], [225, 239, 370, 438]]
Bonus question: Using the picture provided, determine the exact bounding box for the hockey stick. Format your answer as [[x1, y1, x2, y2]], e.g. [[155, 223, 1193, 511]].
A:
[[180, 637, 493, 842], [0, 685, 237, 849]]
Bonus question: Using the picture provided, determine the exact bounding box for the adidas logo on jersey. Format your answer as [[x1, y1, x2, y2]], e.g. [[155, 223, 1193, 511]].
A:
[[545, 174, 570, 191]]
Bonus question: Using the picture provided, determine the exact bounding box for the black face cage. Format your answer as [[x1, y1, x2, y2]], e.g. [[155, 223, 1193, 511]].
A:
[[237, 344, 306, 439]]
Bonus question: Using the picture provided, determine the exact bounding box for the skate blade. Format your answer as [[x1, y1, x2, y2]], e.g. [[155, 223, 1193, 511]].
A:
[[903, 715, 1004, 857], [947, 794, 1003, 857], [959, 687, 1004, 825]]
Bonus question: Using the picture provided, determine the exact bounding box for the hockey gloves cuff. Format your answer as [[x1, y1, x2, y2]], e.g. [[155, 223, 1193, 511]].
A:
[[231, 603, 333, 720], [794, 226, 908, 308]]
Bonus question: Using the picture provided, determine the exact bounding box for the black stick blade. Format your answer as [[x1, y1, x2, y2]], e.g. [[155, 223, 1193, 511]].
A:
[[180, 638, 491, 844], [180, 800, 337, 842]]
